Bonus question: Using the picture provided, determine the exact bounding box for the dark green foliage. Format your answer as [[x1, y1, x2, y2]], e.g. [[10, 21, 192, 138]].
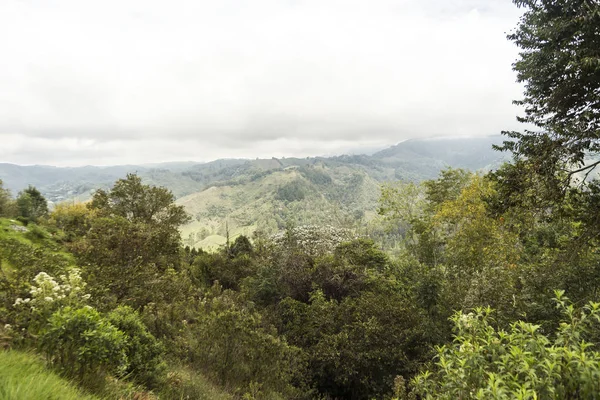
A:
[[180, 286, 303, 398], [499, 0, 600, 177], [334, 238, 388, 271], [275, 180, 308, 202], [299, 166, 333, 185], [230, 234, 253, 257], [495, 0, 600, 211], [89, 173, 189, 227], [275, 286, 427, 400], [41, 306, 127, 379], [86, 173, 189, 270], [191, 251, 257, 291], [107, 306, 165, 387], [67, 174, 192, 309], [16, 186, 48, 223]]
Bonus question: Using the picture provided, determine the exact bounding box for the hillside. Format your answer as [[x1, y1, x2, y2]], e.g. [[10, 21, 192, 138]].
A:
[[177, 163, 380, 249], [1, 136, 510, 249]]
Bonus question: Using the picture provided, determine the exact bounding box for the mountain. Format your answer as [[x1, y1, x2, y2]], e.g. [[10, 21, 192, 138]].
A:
[[0, 135, 509, 248]]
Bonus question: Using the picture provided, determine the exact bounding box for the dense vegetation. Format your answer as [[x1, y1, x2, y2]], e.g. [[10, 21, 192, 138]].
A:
[[1, 1, 600, 399]]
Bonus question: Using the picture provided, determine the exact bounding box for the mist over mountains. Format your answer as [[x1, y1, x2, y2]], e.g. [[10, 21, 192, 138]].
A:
[[0, 136, 508, 204]]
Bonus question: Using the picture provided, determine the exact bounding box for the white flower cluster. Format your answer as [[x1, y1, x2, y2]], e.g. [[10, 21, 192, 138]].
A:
[[14, 268, 91, 310], [271, 225, 359, 257], [457, 312, 475, 330]]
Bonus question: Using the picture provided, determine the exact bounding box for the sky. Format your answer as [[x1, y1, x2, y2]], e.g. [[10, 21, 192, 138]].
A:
[[0, 0, 525, 166]]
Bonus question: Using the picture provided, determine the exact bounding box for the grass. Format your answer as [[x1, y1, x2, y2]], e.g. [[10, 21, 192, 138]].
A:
[[0, 350, 98, 400]]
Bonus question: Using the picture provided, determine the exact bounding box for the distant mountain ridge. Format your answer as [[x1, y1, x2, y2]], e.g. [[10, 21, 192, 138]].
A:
[[0, 136, 509, 204], [0, 135, 510, 249]]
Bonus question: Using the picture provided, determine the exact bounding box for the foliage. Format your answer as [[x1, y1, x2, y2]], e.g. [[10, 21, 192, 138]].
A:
[[275, 180, 308, 202], [63, 174, 193, 309], [0, 179, 15, 218], [423, 168, 472, 213], [16, 186, 48, 224], [412, 292, 600, 399], [40, 306, 128, 379], [156, 365, 233, 400], [192, 251, 256, 290], [47, 203, 94, 241], [499, 0, 600, 177], [230, 234, 254, 257], [85, 173, 189, 270], [275, 284, 428, 400], [378, 181, 425, 227], [107, 306, 165, 387], [180, 285, 303, 398], [270, 224, 357, 258], [89, 173, 189, 226], [12, 268, 91, 333]]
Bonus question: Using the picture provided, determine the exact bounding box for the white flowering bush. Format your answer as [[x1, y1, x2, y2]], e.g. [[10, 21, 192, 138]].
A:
[[271, 225, 358, 257], [13, 268, 91, 331]]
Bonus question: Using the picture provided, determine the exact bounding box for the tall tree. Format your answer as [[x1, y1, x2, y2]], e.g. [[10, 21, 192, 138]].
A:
[[498, 0, 600, 187], [16, 185, 48, 222], [73, 174, 190, 308], [89, 173, 189, 227]]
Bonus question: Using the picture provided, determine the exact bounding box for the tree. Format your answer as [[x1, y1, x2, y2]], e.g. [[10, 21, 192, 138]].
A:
[[85, 174, 189, 268], [71, 175, 191, 308], [16, 186, 48, 223], [498, 0, 600, 187], [0, 179, 15, 217], [89, 173, 188, 227]]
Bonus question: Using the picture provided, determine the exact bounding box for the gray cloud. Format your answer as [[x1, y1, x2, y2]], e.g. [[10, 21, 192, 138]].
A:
[[0, 0, 524, 166]]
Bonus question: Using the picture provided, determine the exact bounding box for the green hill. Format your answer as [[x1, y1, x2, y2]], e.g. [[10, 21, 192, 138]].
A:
[[177, 163, 380, 249]]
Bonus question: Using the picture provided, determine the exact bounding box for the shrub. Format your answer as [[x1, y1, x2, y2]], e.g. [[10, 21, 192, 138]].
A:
[[107, 305, 165, 387], [40, 306, 127, 379], [412, 291, 600, 399]]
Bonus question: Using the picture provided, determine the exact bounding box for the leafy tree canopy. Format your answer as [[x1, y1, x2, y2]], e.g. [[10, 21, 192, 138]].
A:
[[89, 173, 189, 227], [498, 0, 600, 184], [16, 185, 48, 222]]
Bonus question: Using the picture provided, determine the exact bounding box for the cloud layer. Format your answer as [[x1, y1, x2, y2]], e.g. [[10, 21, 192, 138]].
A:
[[0, 0, 524, 166]]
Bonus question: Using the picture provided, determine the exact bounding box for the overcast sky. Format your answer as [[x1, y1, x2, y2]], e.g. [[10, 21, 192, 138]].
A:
[[0, 0, 524, 166]]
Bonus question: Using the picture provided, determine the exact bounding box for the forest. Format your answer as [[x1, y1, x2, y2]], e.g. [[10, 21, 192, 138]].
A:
[[1, 0, 600, 399]]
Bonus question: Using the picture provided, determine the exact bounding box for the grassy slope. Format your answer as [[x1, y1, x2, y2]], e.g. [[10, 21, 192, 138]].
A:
[[0, 351, 98, 400]]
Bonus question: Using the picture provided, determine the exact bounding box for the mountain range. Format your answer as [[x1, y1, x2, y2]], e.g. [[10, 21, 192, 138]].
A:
[[0, 135, 510, 248]]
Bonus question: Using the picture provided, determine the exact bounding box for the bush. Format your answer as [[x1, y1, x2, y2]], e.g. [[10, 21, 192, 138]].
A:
[[107, 305, 165, 387], [180, 286, 303, 397], [412, 291, 600, 399], [40, 306, 127, 379]]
